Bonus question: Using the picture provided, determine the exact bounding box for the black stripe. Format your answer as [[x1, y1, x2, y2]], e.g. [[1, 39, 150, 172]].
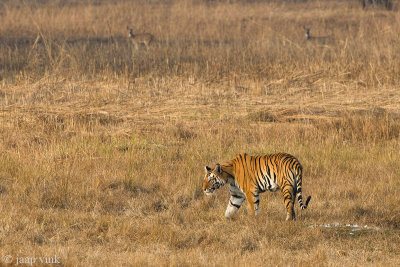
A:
[[256, 177, 264, 192], [230, 200, 241, 209], [265, 163, 272, 189], [305, 196, 311, 206], [256, 161, 266, 192], [231, 194, 244, 199]]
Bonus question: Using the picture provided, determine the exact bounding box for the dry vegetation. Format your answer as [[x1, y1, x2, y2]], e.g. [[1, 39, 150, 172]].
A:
[[1, 0, 400, 266]]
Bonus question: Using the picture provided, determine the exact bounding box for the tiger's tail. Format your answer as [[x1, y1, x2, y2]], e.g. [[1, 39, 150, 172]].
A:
[[295, 167, 311, 210]]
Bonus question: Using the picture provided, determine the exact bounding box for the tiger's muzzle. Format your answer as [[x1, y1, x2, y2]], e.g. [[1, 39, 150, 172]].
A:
[[204, 181, 223, 195]]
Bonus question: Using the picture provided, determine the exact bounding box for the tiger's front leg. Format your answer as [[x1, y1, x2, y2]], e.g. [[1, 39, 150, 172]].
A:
[[245, 192, 260, 216], [225, 185, 246, 218]]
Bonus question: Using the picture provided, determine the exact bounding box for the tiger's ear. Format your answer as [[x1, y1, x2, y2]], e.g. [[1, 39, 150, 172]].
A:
[[205, 166, 212, 172], [215, 163, 222, 175]]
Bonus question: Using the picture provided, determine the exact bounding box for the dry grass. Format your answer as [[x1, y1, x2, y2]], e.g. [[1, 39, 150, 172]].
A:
[[1, 0, 400, 266]]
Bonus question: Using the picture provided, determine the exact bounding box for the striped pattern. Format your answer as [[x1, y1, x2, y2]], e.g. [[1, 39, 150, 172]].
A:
[[203, 152, 311, 220]]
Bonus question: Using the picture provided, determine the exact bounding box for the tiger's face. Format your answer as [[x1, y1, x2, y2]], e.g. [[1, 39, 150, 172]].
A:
[[203, 164, 225, 195]]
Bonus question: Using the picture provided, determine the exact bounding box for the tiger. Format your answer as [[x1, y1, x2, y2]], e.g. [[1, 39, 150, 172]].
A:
[[203, 152, 311, 220]]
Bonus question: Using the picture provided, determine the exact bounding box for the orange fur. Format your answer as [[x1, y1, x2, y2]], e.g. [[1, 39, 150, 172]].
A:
[[204, 153, 311, 220]]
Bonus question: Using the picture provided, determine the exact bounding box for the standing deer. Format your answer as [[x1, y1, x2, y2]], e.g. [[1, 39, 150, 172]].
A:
[[127, 26, 154, 50]]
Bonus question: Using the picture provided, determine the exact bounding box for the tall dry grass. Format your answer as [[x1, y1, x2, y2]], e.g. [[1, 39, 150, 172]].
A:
[[1, 0, 400, 266], [1, 0, 400, 85]]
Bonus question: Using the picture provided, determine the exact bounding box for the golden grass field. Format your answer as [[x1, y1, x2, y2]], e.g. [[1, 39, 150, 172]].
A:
[[1, 0, 400, 266]]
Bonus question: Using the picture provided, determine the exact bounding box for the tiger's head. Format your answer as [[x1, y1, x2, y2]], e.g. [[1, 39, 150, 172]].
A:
[[203, 164, 226, 195]]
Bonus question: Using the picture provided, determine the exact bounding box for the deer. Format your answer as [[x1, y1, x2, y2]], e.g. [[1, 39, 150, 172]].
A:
[[127, 26, 154, 50], [303, 26, 332, 43]]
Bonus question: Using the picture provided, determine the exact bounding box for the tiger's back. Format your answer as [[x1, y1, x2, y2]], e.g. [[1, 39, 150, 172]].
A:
[[233, 152, 301, 192]]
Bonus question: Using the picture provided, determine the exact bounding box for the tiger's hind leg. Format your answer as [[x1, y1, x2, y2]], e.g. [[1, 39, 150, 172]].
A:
[[281, 185, 295, 221], [285, 201, 295, 221], [225, 185, 246, 218]]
